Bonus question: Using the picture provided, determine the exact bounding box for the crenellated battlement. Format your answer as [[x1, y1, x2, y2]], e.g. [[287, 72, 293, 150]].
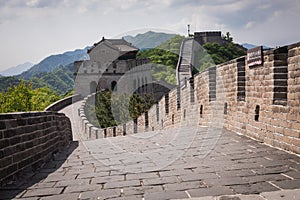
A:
[[80, 41, 300, 154]]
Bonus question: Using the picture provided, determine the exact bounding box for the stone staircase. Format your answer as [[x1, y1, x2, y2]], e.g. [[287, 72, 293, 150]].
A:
[[177, 38, 194, 86]]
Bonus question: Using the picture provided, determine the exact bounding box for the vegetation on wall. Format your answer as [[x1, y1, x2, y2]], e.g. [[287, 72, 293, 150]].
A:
[[0, 63, 74, 96], [137, 34, 246, 84], [0, 80, 61, 113], [137, 35, 185, 85], [86, 91, 154, 128]]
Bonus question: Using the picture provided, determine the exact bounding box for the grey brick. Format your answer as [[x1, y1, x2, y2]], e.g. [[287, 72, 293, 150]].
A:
[[188, 186, 234, 197], [23, 188, 63, 198]]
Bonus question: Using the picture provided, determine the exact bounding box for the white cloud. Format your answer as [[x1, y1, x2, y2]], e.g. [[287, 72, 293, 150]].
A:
[[244, 21, 255, 29], [0, 0, 299, 70]]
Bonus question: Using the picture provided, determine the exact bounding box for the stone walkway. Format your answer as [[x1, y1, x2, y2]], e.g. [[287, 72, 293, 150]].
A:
[[1, 103, 300, 200]]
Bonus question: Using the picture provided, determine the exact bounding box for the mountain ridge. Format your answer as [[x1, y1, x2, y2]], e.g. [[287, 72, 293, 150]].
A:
[[124, 31, 176, 50], [20, 47, 89, 79], [0, 62, 34, 76]]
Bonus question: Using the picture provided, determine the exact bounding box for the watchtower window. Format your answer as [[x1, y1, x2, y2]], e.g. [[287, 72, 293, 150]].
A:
[[111, 81, 117, 91], [145, 112, 149, 128], [190, 78, 195, 103], [237, 59, 246, 101], [200, 105, 203, 118], [113, 127, 116, 137], [224, 103, 228, 115], [177, 86, 181, 110], [123, 124, 126, 136], [209, 67, 216, 101], [255, 105, 260, 121], [133, 119, 138, 133], [165, 94, 169, 115], [156, 103, 159, 122]]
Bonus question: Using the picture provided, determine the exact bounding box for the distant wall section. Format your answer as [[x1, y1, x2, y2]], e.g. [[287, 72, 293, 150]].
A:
[[80, 42, 300, 154]]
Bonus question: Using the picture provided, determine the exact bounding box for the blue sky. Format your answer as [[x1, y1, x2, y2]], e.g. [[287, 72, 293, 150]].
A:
[[0, 0, 299, 70]]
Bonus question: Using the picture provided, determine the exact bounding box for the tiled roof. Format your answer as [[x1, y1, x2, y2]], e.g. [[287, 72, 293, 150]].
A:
[[88, 37, 138, 53]]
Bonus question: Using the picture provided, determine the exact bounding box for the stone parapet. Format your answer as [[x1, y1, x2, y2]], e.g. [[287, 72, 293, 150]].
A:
[[0, 112, 72, 186], [81, 42, 300, 154]]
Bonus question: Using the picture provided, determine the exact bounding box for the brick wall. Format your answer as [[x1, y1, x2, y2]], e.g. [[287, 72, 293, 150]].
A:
[[81, 42, 300, 154], [0, 112, 72, 186], [45, 94, 82, 112]]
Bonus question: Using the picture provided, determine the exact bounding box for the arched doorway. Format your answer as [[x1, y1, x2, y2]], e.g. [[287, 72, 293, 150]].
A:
[[90, 81, 97, 93], [111, 81, 117, 91]]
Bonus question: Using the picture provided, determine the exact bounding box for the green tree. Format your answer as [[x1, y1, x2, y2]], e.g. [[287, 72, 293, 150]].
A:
[[85, 91, 154, 128], [0, 80, 62, 113]]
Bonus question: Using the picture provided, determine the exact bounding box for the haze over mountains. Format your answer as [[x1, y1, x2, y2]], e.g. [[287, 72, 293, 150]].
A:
[[0, 31, 268, 94], [124, 31, 176, 50], [0, 62, 34, 76], [0, 31, 177, 94]]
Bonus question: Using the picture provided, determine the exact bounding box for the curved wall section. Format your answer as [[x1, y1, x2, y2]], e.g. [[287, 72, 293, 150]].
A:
[[0, 112, 73, 186], [80, 42, 300, 154], [45, 94, 82, 112]]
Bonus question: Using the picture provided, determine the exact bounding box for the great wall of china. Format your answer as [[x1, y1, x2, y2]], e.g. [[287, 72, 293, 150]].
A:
[[0, 38, 299, 199], [79, 42, 300, 155]]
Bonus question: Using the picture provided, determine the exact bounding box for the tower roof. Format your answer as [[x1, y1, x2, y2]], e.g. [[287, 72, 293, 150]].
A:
[[88, 37, 138, 53]]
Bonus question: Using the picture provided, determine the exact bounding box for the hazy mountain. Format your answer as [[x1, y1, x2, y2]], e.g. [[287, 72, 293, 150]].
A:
[[1, 62, 34, 76], [124, 31, 176, 50], [242, 43, 271, 50], [20, 47, 89, 79]]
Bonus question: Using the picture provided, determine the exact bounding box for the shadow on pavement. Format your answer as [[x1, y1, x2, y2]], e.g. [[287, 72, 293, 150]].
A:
[[0, 141, 79, 200]]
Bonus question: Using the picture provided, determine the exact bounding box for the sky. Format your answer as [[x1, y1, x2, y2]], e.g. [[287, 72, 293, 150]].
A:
[[0, 0, 299, 71]]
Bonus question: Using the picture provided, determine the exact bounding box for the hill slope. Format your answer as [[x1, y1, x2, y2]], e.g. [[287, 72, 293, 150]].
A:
[[20, 47, 89, 79], [0, 62, 34, 76], [124, 31, 176, 49]]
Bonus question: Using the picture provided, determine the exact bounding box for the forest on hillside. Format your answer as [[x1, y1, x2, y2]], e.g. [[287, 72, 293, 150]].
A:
[[137, 34, 246, 84], [0, 81, 67, 113]]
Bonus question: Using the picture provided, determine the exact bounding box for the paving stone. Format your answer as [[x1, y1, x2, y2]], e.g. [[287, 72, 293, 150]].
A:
[[42, 174, 77, 182], [271, 179, 300, 189], [188, 186, 234, 197], [104, 179, 141, 189], [218, 195, 265, 200], [164, 181, 206, 191], [107, 195, 144, 200], [282, 171, 300, 179], [244, 174, 289, 184], [143, 190, 188, 200], [217, 170, 256, 178], [143, 176, 179, 186], [158, 169, 192, 177], [28, 182, 56, 189], [79, 189, 121, 200], [13, 197, 39, 200], [39, 193, 80, 200], [22, 188, 63, 198], [253, 166, 291, 175], [126, 172, 159, 180], [171, 197, 214, 200], [230, 182, 279, 194], [63, 184, 101, 193], [92, 175, 124, 184], [123, 185, 163, 195], [180, 173, 219, 182], [261, 188, 300, 200], [77, 171, 109, 179], [54, 178, 90, 187], [203, 177, 250, 186]]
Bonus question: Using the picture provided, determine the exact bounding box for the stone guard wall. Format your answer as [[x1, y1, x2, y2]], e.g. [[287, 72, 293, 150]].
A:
[[0, 112, 72, 185], [45, 94, 82, 112], [81, 42, 300, 154]]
